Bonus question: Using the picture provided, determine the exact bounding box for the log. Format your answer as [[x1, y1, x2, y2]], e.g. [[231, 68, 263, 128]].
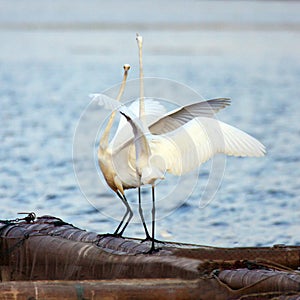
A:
[[0, 280, 299, 300], [0, 279, 227, 300], [174, 245, 300, 270], [1, 215, 300, 300]]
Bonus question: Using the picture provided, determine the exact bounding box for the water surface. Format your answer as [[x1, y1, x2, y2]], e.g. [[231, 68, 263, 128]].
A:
[[1, 1, 300, 247]]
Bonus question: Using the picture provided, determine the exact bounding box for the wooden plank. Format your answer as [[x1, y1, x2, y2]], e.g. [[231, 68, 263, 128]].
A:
[[0, 279, 231, 300]]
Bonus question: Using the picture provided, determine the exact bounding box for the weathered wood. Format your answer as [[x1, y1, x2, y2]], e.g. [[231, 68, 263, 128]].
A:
[[174, 245, 300, 270], [0, 278, 233, 300], [1, 279, 300, 300], [1, 215, 300, 300]]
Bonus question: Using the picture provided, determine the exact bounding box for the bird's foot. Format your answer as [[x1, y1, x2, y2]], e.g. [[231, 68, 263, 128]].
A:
[[98, 232, 124, 239], [141, 235, 165, 244], [145, 246, 161, 254]]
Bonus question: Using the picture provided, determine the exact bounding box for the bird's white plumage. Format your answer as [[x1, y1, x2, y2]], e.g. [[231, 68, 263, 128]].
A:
[[111, 98, 166, 148], [96, 92, 266, 187], [117, 105, 266, 184], [92, 94, 165, 150], [91, 93, 122, 112], [149, 98, 231, 134], [149, 117, 265, 176], [93, 94, 235, 156], [96, 34, 266, 248]]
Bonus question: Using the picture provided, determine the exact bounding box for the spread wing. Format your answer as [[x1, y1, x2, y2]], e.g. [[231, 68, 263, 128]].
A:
[[151, 117, 266, 175], [114, 98, 231, 154], [149, 98, 230, 134], [111, 98, 166, 148]]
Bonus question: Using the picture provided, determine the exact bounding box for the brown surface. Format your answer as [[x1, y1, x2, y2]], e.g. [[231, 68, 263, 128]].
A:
[[1, 215, 300, 300], [0, 278, 235, 300]]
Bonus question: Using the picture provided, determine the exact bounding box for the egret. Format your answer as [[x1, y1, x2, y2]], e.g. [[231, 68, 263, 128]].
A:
[[96, 94, 266, 252], [95, 91, 232, 238], [98, 64, 134, 236], [96, 34, 237, 244], [98, 64, 168, 236], [136, 33, 156, 240], [98, 34, 265, 250], [96, 33, 233, 241], [135, 33, 228, 245]]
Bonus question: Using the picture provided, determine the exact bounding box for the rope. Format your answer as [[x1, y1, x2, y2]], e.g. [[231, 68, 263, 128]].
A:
[[211, 259, 300, 298], [0, 212, 36, 256], [0, 212, 36, 226]]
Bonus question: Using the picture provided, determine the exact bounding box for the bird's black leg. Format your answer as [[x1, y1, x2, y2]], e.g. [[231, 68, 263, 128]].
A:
[[144, 186, 161, 253], [138, 187, 151, 239], [113, 191, 133, 236], [150, 185, 156, 252], [142, 186, 165, 248], [118, 193, 133, 236]]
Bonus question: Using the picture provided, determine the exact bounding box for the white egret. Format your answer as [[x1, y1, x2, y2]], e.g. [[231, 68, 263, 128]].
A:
[[96, 33, 236, 245], [135, 33, 227, 245], [96, 94, 266, 252], [98, 64, 168, 236], [96, 33, 233, 241], [136, 33, 149, 239], [98, 64, 134, 236], [95, 91, 232, 238], [98, 34, 265, 250]]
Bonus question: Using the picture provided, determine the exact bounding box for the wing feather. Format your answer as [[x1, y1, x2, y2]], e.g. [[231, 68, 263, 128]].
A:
[[149, 98, 231, 134], [113, 98, 231, 154], [112, 98, 166, 146], [151, 117, 266, 175]]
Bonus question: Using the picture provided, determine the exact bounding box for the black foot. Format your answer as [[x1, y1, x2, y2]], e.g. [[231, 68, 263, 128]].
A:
[[141, 236, 165, 244], [99, 233, 124, 239], [145, 246, 161, 254]]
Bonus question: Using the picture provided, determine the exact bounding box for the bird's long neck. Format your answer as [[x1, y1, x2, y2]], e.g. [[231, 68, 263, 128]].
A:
[[120, 110, 164, 186], [120, 111, 151, 170], [100, 66, 130, 150], [137, 34, 145, 124]]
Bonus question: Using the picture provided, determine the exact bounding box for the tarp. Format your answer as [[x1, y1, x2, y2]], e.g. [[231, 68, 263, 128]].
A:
[[1, 215, 300, 299]]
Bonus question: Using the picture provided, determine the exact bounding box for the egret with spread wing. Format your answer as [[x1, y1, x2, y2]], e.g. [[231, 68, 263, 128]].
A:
[[96, 34, 232, 240], [134, 34, 233, 243], [97, 34, 265, 251], [95, 91, 231, 238], [95, 93, 266, 252]]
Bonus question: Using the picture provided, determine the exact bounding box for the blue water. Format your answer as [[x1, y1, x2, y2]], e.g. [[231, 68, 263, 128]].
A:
[[1, 1, 300, 247]]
